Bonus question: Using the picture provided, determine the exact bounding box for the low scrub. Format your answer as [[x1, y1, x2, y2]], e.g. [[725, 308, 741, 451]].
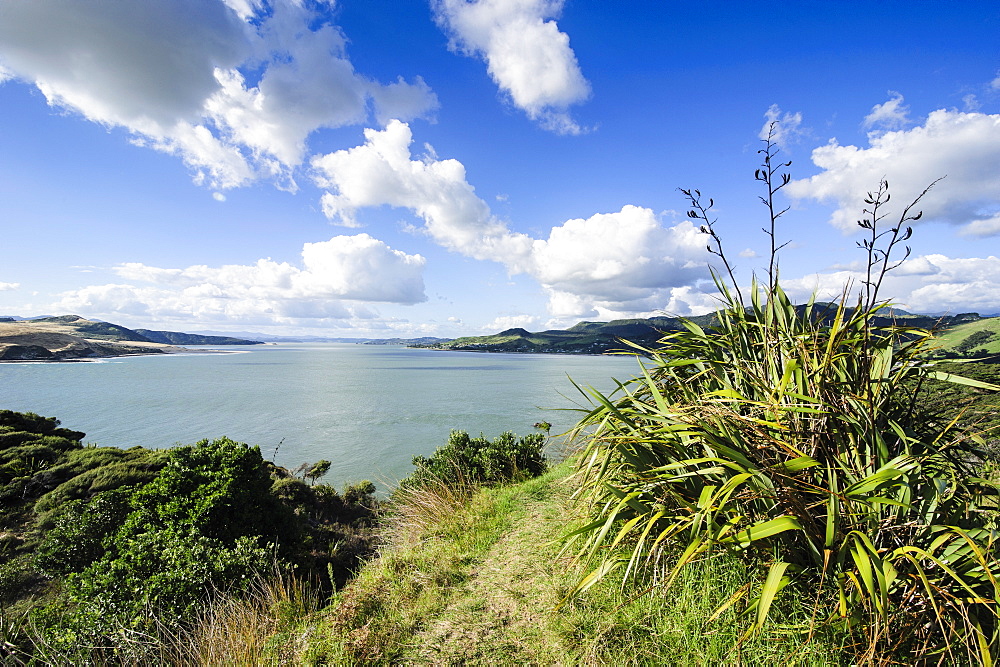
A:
[[0, 415, 380, 664], [405, 429, 547, 489]]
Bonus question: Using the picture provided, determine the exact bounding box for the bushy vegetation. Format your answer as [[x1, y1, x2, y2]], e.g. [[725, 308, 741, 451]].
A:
[[0, 413, 380, 664], [566, 131, 1000, 664], [405, 429, 547, 488]]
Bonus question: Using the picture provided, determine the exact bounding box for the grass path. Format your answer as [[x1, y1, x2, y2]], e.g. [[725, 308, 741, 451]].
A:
[[404, 475, 576, 665], [309, 463, 841, 666]]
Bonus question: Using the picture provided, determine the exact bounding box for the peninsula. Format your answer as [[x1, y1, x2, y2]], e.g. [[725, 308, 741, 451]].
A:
[[0, 315, 261, 361]]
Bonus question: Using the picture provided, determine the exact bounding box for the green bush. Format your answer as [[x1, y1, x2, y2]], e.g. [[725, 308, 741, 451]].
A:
[[567, 134, 1000, 663], [0, 410, 85, 444], [956, 329, 998, 355], [33, 455, 166, 522], [341, 479, 375, 505], [31, 437, 293, 640], [406, 430, 547, 488], [34, 488, 132, 577]]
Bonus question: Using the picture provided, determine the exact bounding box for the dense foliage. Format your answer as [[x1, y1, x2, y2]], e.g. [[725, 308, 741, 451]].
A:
[[567, 134, 1000, 664], [406, 429, 547, 487], [0, 413, 380, 663]]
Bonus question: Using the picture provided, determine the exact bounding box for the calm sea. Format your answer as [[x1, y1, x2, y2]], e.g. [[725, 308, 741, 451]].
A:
[[0, 344, 641, 489]]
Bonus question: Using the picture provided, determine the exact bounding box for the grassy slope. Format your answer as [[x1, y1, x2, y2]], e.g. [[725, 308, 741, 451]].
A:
[[276, 462, 840, 665], [933, 318, 1000, 356]]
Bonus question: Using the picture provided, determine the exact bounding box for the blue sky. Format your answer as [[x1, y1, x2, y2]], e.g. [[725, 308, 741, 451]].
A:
[[1, 0, 999, 337]]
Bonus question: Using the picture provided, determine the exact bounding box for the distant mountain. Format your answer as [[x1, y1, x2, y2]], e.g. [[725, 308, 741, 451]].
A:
[[0, 316, 176, 361], [417, 308, 992, 355], [361, 337, 451, 346], [929, 317, 1000, 359], [134, 330, 262, 346], [190, 330, 450, 345]]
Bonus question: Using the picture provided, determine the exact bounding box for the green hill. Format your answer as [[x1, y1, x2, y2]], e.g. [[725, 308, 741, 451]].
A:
[[932, 317, 1000, 358], [134, 329, 262, 346], [420, 307, 991, 355]]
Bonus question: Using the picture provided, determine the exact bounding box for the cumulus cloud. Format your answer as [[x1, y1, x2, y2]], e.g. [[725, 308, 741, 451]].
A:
[[0, 0, 437, 189], [312, 120, 535, 262], [529, 206, 709, 316], [54, 234, 426, 324], [862, 92, 911, 134], [0, 282, 20, 291], [312, 121, 712, 318], [482, 314, 539, 332], [787, 109, 1000, 235], [760, 104, 805, 149], [432, 0, 590, 134], [779, 254, 1000, 315]]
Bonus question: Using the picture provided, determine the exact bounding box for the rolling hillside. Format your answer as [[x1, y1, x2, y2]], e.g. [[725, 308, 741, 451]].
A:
[[420, 307, 991, 355]]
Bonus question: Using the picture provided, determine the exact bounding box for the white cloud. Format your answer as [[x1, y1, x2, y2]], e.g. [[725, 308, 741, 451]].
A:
[[992, 71, 1000, 90], [0, 282, 20, 291], [760, 104, 804, 149], [311, 120, 535, 262], [482, 314, 539, 332], [54, 234, 426, 325], [779, 254, 1000, 315], [311, 122, 713, 318], [213, 192, 227, 202], [738, 248, 759, 258], [862, 91, 911, 134], [529, 206, 709, 309], [787, 109, 1000, 235], [958, 212, 1000, 238], [0, 0, 437, 189], [432, 0, 590, 134]]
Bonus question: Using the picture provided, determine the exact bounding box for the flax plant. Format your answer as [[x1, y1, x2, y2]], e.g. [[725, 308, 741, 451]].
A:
[[566, 129, 1000, 663]]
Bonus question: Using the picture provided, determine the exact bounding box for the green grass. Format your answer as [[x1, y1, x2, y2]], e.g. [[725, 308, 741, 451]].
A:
[[276, 460, 842, 665], [933, 317, 1000, 357]]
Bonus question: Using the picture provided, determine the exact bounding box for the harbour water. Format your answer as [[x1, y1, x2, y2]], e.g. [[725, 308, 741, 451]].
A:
[[0, 344, 641, 489]]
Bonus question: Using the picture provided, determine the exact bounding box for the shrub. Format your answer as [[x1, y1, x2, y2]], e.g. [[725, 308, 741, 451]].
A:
[[566, 129, 1000, 663], [0, 411, 85, 444], [343, 480, 376, 504], [957, 330, 998, 355], [33, 488, 132, 577], [406, 430, 547, 488], [30, 438, 293, 642]]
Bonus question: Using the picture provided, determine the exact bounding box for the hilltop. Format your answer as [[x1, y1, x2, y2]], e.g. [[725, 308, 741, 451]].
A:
[[0, 315, 261, 361], [418, 306, 989, 355]]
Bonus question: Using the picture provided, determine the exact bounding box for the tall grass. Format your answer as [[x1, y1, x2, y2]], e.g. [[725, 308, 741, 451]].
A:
[[566, 127, 1000, 664], [161, 573, 321, 666], [380, 468, 475, 550], [4, 572, 321, 665]]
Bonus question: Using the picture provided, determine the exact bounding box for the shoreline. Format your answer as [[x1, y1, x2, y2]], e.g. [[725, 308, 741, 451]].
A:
[[0, 345, 244, 363]]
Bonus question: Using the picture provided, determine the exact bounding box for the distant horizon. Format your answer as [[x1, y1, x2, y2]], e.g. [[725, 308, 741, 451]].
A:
[[2, 1, 999, 338], [6, 305, 999, 344]]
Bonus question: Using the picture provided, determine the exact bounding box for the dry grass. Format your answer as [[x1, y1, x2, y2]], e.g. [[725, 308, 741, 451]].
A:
[[161, 572, 321, 666], [380, 468, 475, 550]]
